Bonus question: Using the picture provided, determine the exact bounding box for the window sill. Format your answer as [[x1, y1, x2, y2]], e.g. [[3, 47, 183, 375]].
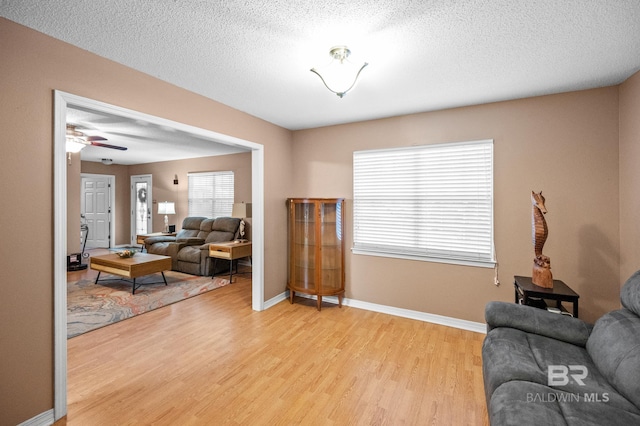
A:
[[351, 248, 496, 269]]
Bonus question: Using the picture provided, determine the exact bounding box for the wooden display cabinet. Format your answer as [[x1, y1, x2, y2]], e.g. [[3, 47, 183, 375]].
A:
[[287, 198, 345, 311]]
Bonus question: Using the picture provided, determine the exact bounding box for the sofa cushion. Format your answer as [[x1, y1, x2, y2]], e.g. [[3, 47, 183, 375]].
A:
[[483, 327, 638, 413], [176, 217, 206, 239], [490, 381, 640, 426], [211, 217, 240, 233], [489, 381, 567, 426], [203, 217, 240, 243], [146, 242, 174, 256], [144, 235, 176, 245], [205, 231, 236, 243], [196, 218, 215, 240], [177, 246, 202, 263], [586, 308, 640, 409], [621, 269, 640, 317], [485, 301, 592, 346]]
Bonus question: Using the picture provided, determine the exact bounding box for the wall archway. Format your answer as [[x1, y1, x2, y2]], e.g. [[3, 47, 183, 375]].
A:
[[53, 90, 265, 419]]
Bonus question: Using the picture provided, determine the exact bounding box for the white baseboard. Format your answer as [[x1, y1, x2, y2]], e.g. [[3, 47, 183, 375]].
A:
[[18, 409, 54, 426], [263, 291, 289, 310], [274, 291, 486, 334]]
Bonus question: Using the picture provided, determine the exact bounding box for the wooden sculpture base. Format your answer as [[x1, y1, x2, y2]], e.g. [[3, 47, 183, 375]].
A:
[[532, 255, 553, 288]]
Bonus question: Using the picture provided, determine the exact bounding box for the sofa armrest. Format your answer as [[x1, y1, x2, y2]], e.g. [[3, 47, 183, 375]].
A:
[[144, 235, 177, 246], [177, 237, 205, 246], [485, 301, 593, 347]]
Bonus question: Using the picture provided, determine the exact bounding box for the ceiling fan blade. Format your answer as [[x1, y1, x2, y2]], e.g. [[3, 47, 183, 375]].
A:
[[89, 141, 128, 151], [86, 135, 108, 141]]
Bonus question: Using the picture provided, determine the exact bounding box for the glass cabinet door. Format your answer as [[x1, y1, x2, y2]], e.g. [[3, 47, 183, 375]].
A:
[[290, 201, 316, 292], [320, 201, 342, 291]]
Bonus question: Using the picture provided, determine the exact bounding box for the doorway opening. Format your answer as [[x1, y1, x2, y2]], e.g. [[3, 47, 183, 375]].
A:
[[80, 173, 115, 249], [130, 174, 153, 241], [53, 90, 265, 420]]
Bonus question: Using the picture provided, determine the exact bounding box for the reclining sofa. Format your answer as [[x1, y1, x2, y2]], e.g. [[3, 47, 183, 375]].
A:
[[144, 216, 240, 276], [482, 271, 640, 425]]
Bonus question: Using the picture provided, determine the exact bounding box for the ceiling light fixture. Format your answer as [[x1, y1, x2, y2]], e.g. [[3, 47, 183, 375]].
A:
[[65, 137, 86, 153], [101, 158, 113, 165], [310, 46, 368, 98]]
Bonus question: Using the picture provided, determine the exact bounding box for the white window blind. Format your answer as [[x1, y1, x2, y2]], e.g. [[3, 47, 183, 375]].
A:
[[353, 139, 494, 267], [188, 171, 234, 218]]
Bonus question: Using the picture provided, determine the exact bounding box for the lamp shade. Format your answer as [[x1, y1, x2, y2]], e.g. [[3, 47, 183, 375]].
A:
[[158, 201, 176, 215], [232, 203, 252, 218]]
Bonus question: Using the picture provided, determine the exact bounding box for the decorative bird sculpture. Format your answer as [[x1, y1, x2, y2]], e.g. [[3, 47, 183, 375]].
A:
[[531, 191, 553, 288]]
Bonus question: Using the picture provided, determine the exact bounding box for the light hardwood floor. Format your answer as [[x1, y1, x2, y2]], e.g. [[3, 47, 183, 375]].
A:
[[63, 266, 489, 425]]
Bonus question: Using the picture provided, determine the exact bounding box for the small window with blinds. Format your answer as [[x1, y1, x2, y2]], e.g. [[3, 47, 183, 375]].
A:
[[188, 171, 234, 218], [353, 139, 494, 267]]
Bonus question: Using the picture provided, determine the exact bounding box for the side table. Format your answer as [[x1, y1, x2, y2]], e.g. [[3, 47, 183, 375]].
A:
[[514, 275, 580, 318], [209, 241, 252, 283]]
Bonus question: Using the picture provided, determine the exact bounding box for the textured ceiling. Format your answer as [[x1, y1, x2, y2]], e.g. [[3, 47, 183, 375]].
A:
[[67, 106, 248, 165], [2, 0, 640, 130]]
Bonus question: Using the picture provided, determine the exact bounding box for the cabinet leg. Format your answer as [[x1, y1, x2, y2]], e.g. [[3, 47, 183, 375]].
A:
[[338, 293, 343, 308], [317, 295, 322, 311], [289, 290, 295, 304]]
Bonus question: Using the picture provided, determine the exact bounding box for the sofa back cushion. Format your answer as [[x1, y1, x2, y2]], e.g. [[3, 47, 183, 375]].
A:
[[197, 218, 215, 240], [176, 217, 206, 240], [621, 269, 640, 317], [204, 217, 240, 243], [586, 308, 640, 408]]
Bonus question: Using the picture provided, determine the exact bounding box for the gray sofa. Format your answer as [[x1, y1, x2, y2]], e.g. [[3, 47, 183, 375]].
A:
[[482, 271, 640, 425], [145, 216, 240, 276]]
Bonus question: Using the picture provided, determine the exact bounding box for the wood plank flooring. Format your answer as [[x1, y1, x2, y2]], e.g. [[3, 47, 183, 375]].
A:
[[64, 268, 489, 425]]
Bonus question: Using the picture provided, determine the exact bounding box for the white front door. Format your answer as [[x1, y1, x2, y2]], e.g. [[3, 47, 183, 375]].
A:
[[131, 174, 153, 244], [81, 174, 113, 249]]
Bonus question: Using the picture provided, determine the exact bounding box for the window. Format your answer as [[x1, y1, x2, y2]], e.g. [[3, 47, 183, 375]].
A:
[[188, 171, 234, 218], [353, 139, 494, 267]]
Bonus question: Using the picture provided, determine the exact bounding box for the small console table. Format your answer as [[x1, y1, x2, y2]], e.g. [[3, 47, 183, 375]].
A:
[[514, 275, 580, 318]]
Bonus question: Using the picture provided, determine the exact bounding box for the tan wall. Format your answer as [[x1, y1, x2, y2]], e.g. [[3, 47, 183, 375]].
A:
[[619, 70, 640, 286], [79, 152, 252, 247], [0, 18, 291, 425], [292, 87, 621, 325]]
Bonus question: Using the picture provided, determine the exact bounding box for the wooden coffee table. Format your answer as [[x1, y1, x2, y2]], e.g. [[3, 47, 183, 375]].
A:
[[90, 252, 172, 294]]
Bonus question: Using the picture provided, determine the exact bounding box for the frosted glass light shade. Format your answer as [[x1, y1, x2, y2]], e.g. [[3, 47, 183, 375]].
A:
[[311, 46, 368, 98], [158, 201, 175, 215]]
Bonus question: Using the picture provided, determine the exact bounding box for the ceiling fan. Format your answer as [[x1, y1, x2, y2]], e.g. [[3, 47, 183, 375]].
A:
[[66, 124, 128, 152]]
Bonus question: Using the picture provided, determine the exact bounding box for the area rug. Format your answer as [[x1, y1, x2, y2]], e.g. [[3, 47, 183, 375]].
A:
[[67, 271, 230, 338]]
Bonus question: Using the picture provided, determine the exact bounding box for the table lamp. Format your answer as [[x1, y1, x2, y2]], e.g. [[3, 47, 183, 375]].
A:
[[158, 201, 176, 233], [232, 202, 252, 241]]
